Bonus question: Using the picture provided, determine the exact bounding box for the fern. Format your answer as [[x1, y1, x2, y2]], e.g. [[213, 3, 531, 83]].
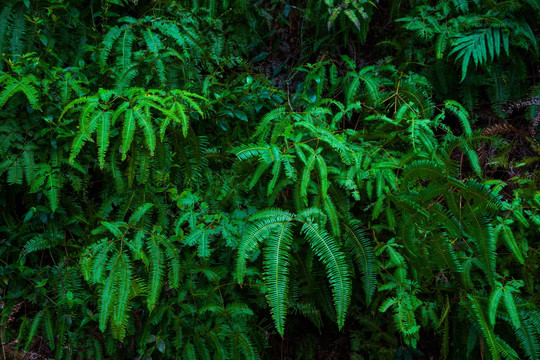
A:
[[235, 209, 294, 284], [62, 88, 206, 167], [236, 208, 352, 334], [444, 100, 472, 136], [21, 233, 59, 256], [450, 27, 509, 81], [263, 221, 294, 336], [515, 309, 540, 360], [298, 213, 352, 330], [465, 294, 502, 360], [501, 282, 521, 329], [0, 74, 40, 109], [494, 218, 525, 265], [184, 227, 213, 259], [147, 235, 165, 312], [341, 217, 375, 304], [0, 3, 14, 71]]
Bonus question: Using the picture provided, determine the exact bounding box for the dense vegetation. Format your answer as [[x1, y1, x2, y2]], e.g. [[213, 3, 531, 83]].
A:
[[0, 0, 538, 359]]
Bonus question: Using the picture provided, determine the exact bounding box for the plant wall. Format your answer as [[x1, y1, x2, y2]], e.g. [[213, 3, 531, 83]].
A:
[[0, 0, 538, 359]]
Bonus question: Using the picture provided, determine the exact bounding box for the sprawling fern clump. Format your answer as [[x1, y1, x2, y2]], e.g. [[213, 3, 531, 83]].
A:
[[0, 0, 538, 359]]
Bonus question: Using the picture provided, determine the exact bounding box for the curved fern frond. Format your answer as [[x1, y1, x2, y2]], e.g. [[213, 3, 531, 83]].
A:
[[97, 111, 111, 169], [444, 100, 472, 136], [450, 27, 509, 81], [0, 74, 39, 109], [300, 146, 318, 206], [21, 233, 59, 256], [235, 209, 294, 283], [111, 252, 132, 340], [400, 160, 446, 189], [133, 105, 156, 155], [515, 309, 540, 360], [184, 227, 212, 259], [233, 143, 271, 160], [342, 218, 375, 304], [463, 210, 496, 287], [494, 219, 525, 265], [465, 294, 501, 360], [263, 221, 294, 336], [300, 220, 351, 329]]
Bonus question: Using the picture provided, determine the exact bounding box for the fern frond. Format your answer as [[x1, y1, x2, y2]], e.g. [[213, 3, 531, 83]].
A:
[[98, 250, 119, 332], [128, 203, 154, 226], [464, 210, 496, 286], [495, 337, 520, 360], [450, 27, 509, 81], [236, 209, 294, 283], [342, 218, 375, 304], [466, 294, 501, 360], [43, 309, 55, 351], [300, 146, 318, 206], [401, 160, 446, 189], [489, 282, 505, 326], [134, 105, 156, 155], [183, 342, 196, 360], [120, 108, 136, 160], [460, 140, 482, 176], [0, 4, 13, 71], [233, 143, 270, 160], [97, 111, 111, 169], [111, 252, 131, 333], [7, 158, 22, 185], [25, 311, 42, 350], [21, 233, 56, 256], [97, 221, 125, 238], [263, 221, 294, 336], [147, 236, 164, 312], [99, 25, 125, 69], [300, 220, 351, 329], [237, 332, 257, 360], [46, 167, 60, 212], [184, 227, 212, 259], [316, 153, 329, 199], [0, 75, 39, 109], [254, 107, 288, 139], [444, 100, 472, 136], [267, 146, 282, 196], [494, 220, 525, 265], [345, 65, 382, 106], [515, 310, 540, 360], [322, 194, 340, 237]]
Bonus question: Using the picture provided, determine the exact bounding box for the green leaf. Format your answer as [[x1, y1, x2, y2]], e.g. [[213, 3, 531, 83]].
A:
[[342, 218, 375, 304], [234, 109, 248, 122], [147, 237, 164, 312], [264, 221, 293, 336], [133, 106, 156, 155], [46, 168, 59, 212], [184, 227, 212, 259], [112, 253, 131, 330], [466, 295, 500, 360], [300, 148, 317, 206], [300, 219, 351, 329], [121, 108, 136, 160], [129, 203, 154, 226], [97, 112, 111, 169], [236, 209, 294, 283]]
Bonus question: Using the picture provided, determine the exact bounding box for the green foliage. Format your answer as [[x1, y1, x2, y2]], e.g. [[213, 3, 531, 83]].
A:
[[396, 0, 538, 115], [0, 0, 538, 359], [236, 208, 353, 336], [61, 87, 205, 167]]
